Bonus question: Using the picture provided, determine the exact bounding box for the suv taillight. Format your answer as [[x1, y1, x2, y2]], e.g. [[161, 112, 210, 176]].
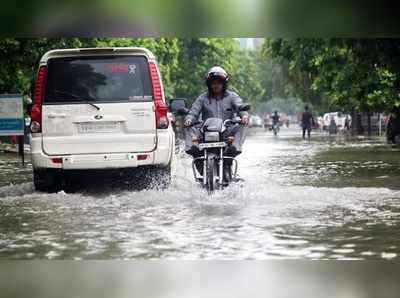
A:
[[149, 62, 169, 129], [31, 65, 47, 133]]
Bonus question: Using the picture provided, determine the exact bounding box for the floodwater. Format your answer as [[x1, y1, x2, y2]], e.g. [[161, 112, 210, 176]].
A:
[[0, 127, 400, 260]]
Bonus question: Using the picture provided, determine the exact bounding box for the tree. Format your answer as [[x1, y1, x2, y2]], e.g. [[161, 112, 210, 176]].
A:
[[262, 38, 400, 114], [0, 38, 86, 95], [0, 38, 265, 110], [172, 38, 238, 102], [229, 49, 264, 106]]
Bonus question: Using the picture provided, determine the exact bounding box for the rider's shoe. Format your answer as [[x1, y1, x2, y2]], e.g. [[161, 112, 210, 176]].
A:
[[232, 176, 245, 183], [224, 145, 238, 159], [187, 145, 204, 176], [195, 177, 203, 183], [223, 165, 232, 183], [186, 145, 201, 157], [223, 145, 239, 170]]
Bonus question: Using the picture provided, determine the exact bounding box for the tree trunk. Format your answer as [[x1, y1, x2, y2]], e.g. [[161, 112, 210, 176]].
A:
[[357, 113, 364, 135], [352, 111, 363, 135], [367, 111, 372, 136], [351, 110, 357, 136]]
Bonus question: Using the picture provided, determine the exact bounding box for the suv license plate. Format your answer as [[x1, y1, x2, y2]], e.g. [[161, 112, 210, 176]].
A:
[[199, 142, 226, 150], [78, 122, 119, 134]]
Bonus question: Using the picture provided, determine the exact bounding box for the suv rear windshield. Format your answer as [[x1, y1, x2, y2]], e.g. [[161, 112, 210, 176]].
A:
[[44, 56, 153, 103]]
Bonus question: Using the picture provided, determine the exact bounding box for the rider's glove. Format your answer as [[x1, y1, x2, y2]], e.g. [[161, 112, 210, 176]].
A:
[[240, 115, 249, 126], [184, 118, 193, 127]]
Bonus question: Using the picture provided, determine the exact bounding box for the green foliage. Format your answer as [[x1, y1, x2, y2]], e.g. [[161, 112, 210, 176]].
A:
[[172, 38, 238, 102], [0, 38, 86, 96], [4, 38, 400, 116], [262, 38, 400, 113], [229, 50, 265, 106], [0, 38, 264, 108]]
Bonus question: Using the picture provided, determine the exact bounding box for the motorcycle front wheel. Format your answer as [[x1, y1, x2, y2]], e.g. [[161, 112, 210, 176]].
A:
[[206, 157, 218, 194]]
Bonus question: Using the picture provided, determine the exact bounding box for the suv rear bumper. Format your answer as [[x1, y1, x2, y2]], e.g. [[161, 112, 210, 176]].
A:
[[30, 130, 174, 170]]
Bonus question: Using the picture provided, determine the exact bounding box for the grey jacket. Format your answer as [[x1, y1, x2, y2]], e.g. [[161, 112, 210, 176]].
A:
[[186, 91, 248, 122]]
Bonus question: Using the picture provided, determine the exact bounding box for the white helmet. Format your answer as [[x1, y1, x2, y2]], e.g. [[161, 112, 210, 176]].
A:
[[206, 66, 229, 84]]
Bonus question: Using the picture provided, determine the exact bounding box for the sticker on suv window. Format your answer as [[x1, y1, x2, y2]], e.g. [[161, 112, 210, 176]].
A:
[[107, 64, 137, 74], [128, 64, 136, 74], [108, 64, 128, 73]]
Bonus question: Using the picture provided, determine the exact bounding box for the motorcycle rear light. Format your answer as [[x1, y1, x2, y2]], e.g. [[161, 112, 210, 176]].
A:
[[149, 62, 169, 129], [137, 154, 148, 161]]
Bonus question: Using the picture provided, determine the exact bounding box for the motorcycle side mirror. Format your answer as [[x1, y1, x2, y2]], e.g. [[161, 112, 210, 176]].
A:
[[239, 104, 251, 112], [169, 98, 187, 114], [227, 104, 251, 112], [233, 116, 242, 123]]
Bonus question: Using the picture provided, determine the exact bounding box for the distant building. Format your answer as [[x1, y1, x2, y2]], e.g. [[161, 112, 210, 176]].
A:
[[237, 38, 264, 50], [253, 38, 264, 49]]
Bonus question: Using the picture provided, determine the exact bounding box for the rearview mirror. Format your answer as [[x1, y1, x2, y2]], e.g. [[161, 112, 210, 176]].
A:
[[239, 104, 251, 112], [169, 98, 187, 114]]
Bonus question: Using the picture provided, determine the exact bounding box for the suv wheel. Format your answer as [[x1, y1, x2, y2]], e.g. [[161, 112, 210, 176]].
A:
[[33, 169, 63, 193]]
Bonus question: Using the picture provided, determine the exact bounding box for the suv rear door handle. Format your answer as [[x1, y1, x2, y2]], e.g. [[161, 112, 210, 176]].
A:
[[48, 113, 67, 118]]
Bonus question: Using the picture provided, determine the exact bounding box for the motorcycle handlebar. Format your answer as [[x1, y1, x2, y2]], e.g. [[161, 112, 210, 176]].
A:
[[185, 120, 203, 127], [223, 119, 241, 126], [193, 120, 203, 126], [186, 118, 242, 128]]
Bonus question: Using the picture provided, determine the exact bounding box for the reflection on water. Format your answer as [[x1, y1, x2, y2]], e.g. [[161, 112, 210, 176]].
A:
[[0, 128, 399, 260], [0, 153, 32, 188]]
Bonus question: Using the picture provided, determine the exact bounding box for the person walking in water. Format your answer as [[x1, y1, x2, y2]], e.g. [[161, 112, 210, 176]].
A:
[[301, 105, 315, 140]]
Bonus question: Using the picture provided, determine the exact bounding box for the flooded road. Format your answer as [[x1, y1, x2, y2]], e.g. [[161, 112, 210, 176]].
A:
[[1, 128, 400, 260]]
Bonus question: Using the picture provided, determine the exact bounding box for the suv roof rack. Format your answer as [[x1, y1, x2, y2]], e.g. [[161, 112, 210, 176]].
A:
[[40, 47, 155, 63]]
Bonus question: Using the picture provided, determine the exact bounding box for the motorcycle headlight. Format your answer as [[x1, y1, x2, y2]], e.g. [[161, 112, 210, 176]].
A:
[[204, 131, 220, 142]]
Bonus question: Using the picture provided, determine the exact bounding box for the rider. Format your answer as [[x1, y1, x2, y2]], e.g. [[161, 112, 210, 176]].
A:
[[301, 105, 315, 140], [271, 110, 280, 128], [184, 66, 249, 174]]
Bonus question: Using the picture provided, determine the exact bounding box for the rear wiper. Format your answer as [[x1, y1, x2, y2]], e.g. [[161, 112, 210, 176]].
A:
[[53, 90, 101, 110], [83, 101, 100, 111]]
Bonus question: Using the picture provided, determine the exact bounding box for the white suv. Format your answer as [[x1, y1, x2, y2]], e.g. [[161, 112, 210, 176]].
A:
[[30, 47, 175, 192]]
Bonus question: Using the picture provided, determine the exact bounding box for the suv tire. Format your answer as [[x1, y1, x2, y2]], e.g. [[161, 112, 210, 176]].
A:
[[33, 169, 62, 193]]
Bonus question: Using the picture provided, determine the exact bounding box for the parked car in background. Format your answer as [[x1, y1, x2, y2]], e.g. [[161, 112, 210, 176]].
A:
[[316, 116, 323, 131], [249, 115, 263, 127], [29, 47, 175, 192], [322, 112, 351, 131]]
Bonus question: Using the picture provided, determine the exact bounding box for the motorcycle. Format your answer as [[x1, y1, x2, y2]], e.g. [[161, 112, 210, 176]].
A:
[[176, 104, 250, 194], [272, 122, 280, 136]]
